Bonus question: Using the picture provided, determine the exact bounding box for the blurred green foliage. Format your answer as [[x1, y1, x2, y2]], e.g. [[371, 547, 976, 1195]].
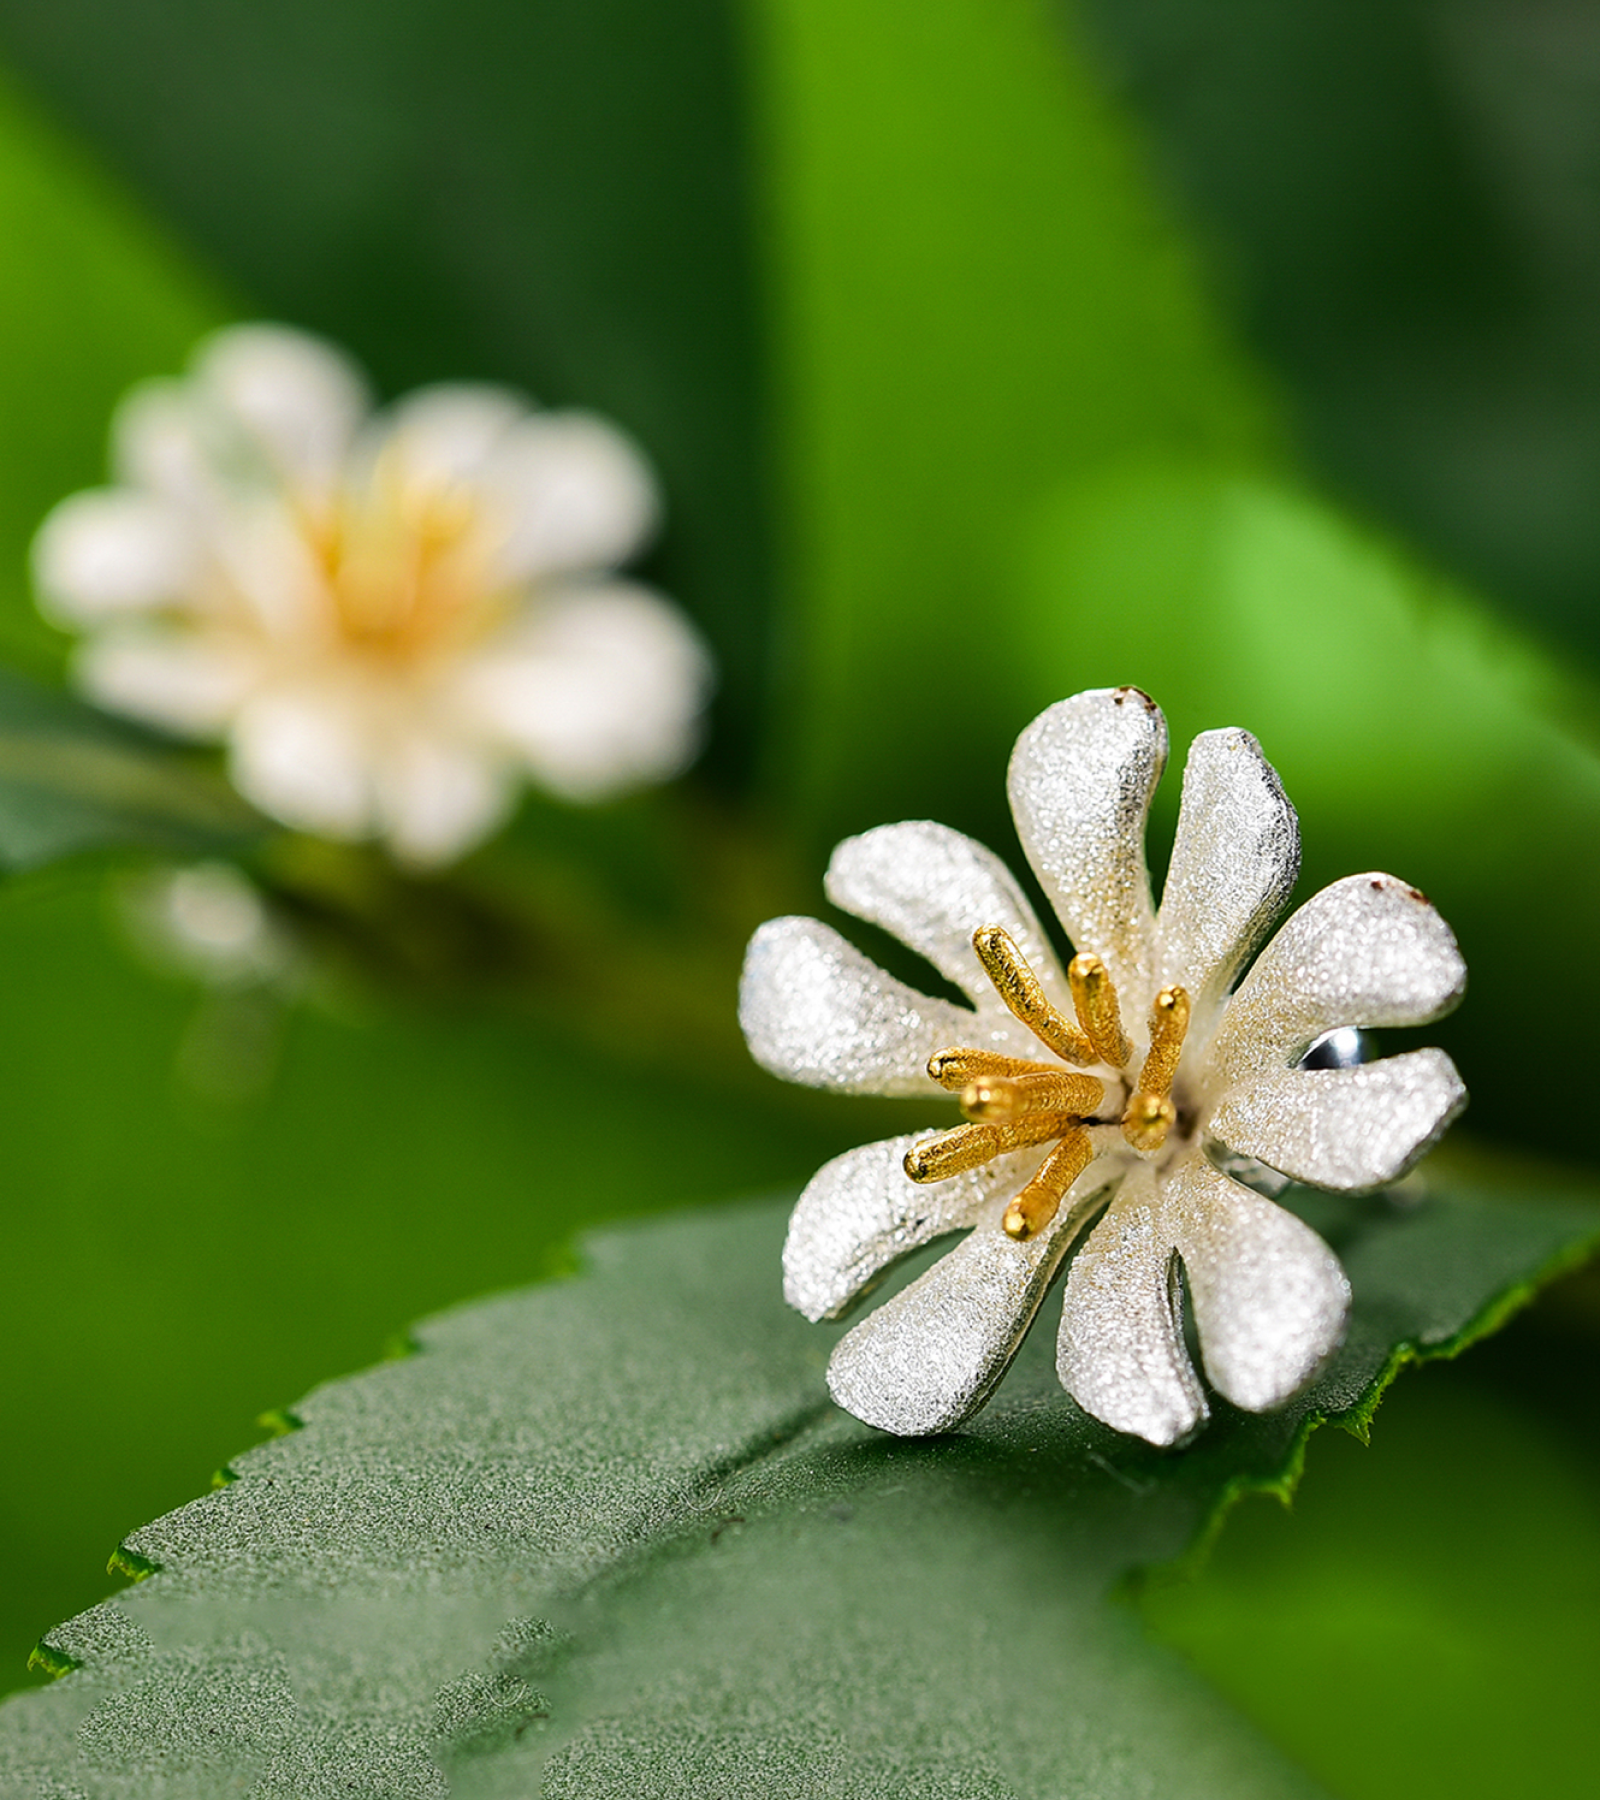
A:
[[0, 0, 1591, 1793], [1142, 1297, 1600, 1800], [1078, 1, 1600, 669], [0, 0, 773, 778]]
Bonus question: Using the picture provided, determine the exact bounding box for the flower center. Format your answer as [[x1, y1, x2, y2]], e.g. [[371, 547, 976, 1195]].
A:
[[302, 470, 506, 666], [904, 925, 1192, 1242]]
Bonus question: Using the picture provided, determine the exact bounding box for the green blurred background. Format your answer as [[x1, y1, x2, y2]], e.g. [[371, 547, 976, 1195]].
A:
[[0, 4, 1596, 1796]]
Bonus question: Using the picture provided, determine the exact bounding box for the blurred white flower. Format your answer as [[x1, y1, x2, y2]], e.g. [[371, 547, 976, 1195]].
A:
[[741, 688, 1468, 1446], [123, 861, 296, 990], [33, 324, 713, 865]]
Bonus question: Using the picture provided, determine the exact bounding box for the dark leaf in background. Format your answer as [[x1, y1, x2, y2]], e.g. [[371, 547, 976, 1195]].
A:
[[1, 1182, 1593, 1796], [0, 0, 773, 782], [0, 668, 259, 868], [1142, 1285, 1600, 1800], [1075, 0, 1600, 672], [743, 0, 1600, 1160]]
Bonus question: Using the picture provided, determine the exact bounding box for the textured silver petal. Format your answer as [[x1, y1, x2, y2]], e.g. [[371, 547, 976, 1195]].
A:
[[1207, 873, 1467, 1095], [738, 917, 978, 1096], [1163, 1151, 1350, 1413], [783, 1135, 1047, 1322], [1007, 688, 1166, 1001], [826, 1195, 1093, 1435], [825, 820, 1067, 1009], [1156, 728, 1299, 1012], [1057, 1163, 1207, 1447], [1211, 1048, 1467, 1192]]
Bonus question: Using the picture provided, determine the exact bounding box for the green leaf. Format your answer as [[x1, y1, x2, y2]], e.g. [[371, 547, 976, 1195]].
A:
[[0, 669, 260, 869], [1074, 0, 1600, 664], [2, 1173, 1592, 1796], [0, 865, 858, 1701], [745, 0, 1276, 832]]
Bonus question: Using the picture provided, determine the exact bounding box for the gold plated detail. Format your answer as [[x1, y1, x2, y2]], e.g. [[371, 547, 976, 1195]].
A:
[[1068, 952, 1132, 1068], [1003, 1128, 1094, 1239], [1119, 984, 1191, 1153], [960, 1070, 1104, 1124], [1121, 1092, 1177, 1154], [904, 1111, 1080, 1184], [908, 925, 1198, 1238], [926, 1047, 1053, 1092], [971, 925, 1095, 1065]]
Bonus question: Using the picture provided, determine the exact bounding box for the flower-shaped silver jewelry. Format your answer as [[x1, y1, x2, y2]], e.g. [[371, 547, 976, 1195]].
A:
[[740, 688, 1467, 1446]]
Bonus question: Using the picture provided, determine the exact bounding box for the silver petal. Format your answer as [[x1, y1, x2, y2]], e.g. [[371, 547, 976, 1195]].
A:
[[1057, 1163, 1208, 1447], [1163, 1151, 1350, 1413], [1206, 873, 1467, 1095], [827, 1199, 1090, 1435], [785, 1136, 1050, 1322], [1156, 728, 1299, 1012], [739, 917, 977, 1096], [1007, 688, 1166, 1000], [825, 820, 1067, 1009], [1211, 1048, 1467, 1192]]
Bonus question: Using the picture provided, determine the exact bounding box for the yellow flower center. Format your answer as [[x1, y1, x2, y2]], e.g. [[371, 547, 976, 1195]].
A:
[[905, 925, 1192, 1241], [301, 465, 508, 667]]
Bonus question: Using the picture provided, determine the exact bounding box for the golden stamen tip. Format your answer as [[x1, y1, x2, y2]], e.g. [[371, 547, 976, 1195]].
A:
[[903, 1146, 935, 1183], [1002, 1204, 1032, 1241], [960, 1078, 1011, 1122]]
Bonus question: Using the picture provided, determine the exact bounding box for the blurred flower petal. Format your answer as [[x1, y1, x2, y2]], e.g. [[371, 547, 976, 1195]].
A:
[[77, 630, 255, 734], [459, 584, 711, 799], [33, 490, 195, 623], [36, 324, 709, 863], [486, 412, 659, 578]]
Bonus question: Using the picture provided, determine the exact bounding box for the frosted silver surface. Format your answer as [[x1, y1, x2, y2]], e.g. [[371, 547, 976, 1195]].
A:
[[1057, 1166, 1206, 1447], [826, 819, 1068, 1007], [1007, 688, 1165, 1001], [1164, 1152, 1350, 1412], [741, 689, 1469, 1446], [1207, 874, 1467, 1095], [783, 1135, 1048, 1322], [1156, 728, 1299, 1013], [738, 917, 980, 1096], [1212, 1049, 1467, 1193], [826, 1195, 1092, 1435]]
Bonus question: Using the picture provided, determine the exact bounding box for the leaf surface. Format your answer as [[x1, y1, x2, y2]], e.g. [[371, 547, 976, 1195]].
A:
[[0, 1172, 1592, 1797]]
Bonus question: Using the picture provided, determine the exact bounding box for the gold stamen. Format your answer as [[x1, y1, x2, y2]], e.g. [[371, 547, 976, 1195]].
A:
[[926, 1047, 1056, 1092], [960, 1070, 1105, 1124], [971, 925, 1095, 1065], [1003, 1128, 1095, 1239], [1068, 952, 1132, 1068], [1121, 1092, 1177, 1154], [904, 1110, 1079, 1184], [1136, 985, 1191, 1100]]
